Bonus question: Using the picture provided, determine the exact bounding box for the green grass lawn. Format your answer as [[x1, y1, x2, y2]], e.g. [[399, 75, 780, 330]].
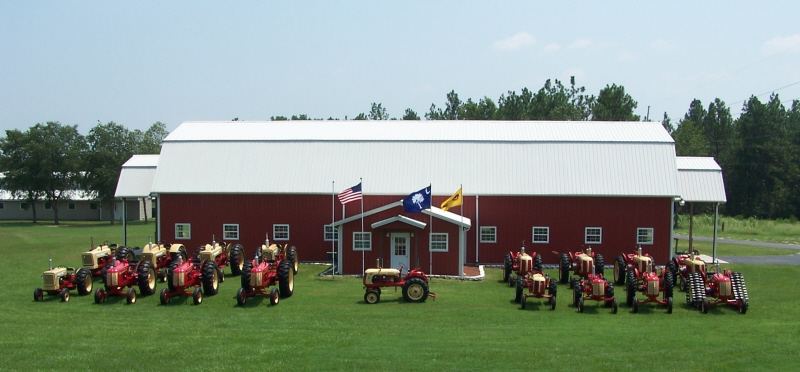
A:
[[2, 221, 799, 370], [675, 214, 800, 245], [674, 239, 799, 256]]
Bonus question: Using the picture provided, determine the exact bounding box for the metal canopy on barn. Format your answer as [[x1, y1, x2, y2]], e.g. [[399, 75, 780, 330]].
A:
[[675, 157, 728, 263], [114, 154, 159, 246]]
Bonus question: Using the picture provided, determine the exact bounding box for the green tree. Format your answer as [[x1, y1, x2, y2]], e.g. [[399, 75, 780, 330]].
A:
[[591, 84, 640, 121], [426, 90, 462, 120], [270, 116, 288, 121], [352, 113, 367, 120], [136, 122, 168, 154], [702, 98, 734, 162], [661, 112, 674, 134], [672, 119, 709, 156], [0, 129, 45, 222], [368, 103, 389, 120], [402, 108, 420, 120], [83, 121, 137, 224], [459, 97, 496, 120]]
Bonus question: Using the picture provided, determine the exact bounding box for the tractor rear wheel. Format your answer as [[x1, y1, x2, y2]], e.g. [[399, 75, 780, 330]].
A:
[[137, 261, 156, 296], [739, 299, 749, 314], [503, 253, 513, 283], [202, 261, 220, 296], [612, 298, 618, 314], [126, 288, 136, 305], [664, 271, 675, 300], [402, 277, 429, 302], [700, 298, 709, 314], [60, 288, 70, 302], [159, 288, 170, 305], [520, 295, 527, 310], [533, 253, 543, 273], [236, 287, 246, 306], [193, 287, 203, 305], [269, 288, 280, 306], [613, 255, 626, 285], [167, 262, 177, 291], [606, 282, 614, 300], [595, 254, 605, 278], [76, 268, 93, 295], [559, 254, 571, 284], [278, 259, 294, 298], [514, 276, 524, 303], [34, 288, 43, 302], [229, 244, 244, 276], [632, 298, 639, 313], [116, 246, 135, 262], [626, 270, 637, 307], [548, 278, 557, 297], [667, 297, 673, 314], [364, 290, 380, 304], [549, 295, 556, 310], [578, 297, 584, 313], [666, 259, 678, 279], [241, 261, 252, 291], [573, 283, 582, 307], [287, 246, 298, 275]]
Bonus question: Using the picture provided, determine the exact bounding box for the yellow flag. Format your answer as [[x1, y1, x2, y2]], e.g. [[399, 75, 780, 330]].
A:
[[440, 187, 462, 211]]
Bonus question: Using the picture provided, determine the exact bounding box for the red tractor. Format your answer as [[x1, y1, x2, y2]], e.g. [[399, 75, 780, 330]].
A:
[[559, 247, 605, 289], [139, 242, 188, 281], [618, 247, 675, 313], [666, 249, 705, 292], [34, 259, 93, 302], [94, 247, 157, 305], [363, 261, 436, 304], [159, 253, 221, 305], [80, 241, 118, 278], [572, 264, 617, 313], [504, 243, 541, 286], [236, 242, 297, 306], [512, 249, 557, 311], [195, 238, 246, 280], [686, 264, 749, 314]]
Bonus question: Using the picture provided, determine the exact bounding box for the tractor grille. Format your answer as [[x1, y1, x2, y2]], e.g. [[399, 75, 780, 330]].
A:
[[251, 274, 262, 287], [43, 272, 59, 290], [592, 282, 604, 296], [82, 254, 95, 267], [647, 280, 659, 296], [141, 252, 155, 264], [174, 272, 185, 287], [108, 272, 119, 286], [719, 281, 732, 297]]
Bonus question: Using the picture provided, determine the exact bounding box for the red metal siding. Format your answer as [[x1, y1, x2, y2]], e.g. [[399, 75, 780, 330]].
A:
[[159, 193, 672, 276]]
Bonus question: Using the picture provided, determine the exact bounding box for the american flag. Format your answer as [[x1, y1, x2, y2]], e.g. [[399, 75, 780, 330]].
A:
[[338, 182, 362, 204]]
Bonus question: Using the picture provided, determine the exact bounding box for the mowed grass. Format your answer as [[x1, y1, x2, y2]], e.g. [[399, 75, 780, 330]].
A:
[[2, 221, 799, 370], [674, 239, 800, 256], [675, 214, 800, 245]]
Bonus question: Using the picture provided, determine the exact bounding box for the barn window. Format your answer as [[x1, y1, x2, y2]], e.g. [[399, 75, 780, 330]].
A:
[[637, 228, 654, 245], [324, 225, 338, 241], [532, 227, 550, 243], [20, 202, 28, 210], [223, 224, 239, 240], [0, 202, 4, 209], [90, 203, 98, 210], [175, 223, 191, 239], [353, 232, 371, 251], [585, 227, 602, 244], [68, 202, 76, 210], [44, 202, 52, 210], [273, 224, 290, 240], [430, 233, 448, 252], [480, 226, 496, 243]]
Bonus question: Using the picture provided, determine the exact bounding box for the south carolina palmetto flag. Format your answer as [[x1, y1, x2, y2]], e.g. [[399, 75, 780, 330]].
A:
[[440, 187, 462, 212]]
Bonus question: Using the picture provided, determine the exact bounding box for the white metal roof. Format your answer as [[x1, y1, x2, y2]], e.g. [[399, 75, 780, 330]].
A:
[[152, 121, 680, 197], [676, 157, 727, 203], [114, 155, 159, 198]]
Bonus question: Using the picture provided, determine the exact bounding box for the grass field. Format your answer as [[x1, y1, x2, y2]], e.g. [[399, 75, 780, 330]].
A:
[[2, 221, 799, 370], [675, 214, 800, 245]]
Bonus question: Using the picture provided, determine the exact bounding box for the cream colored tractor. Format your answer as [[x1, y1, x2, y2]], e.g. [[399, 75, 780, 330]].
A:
[[139, 243, 188, 281]]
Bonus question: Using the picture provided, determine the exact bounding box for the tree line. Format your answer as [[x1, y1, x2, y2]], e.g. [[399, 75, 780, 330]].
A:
[[3, 77, 799, 221], [0, 121, 167, 224]]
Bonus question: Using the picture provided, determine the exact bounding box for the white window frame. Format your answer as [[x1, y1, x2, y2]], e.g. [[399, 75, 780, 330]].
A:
[[637, 227, 654, 245], [273, 224, 290, 241], [223, 224, 240, 240], [324, 224, 338, 241], [353, 232, 372, 251], [585, 227, 602, 244], [175, 223, 191, 240], [430, 233, 449, 252], [479, 226, 496, 243], [532, 226, 550, 243]]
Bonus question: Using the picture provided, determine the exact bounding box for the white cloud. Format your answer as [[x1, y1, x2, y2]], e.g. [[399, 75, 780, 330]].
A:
[[492, 32, 536, 51], [567, 39, 592, 50], [543, 43, 561, 53], [762, 34, 800, 55]]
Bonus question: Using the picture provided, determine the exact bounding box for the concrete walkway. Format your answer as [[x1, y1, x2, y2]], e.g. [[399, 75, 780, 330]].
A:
[[674, 235, 800, 265]]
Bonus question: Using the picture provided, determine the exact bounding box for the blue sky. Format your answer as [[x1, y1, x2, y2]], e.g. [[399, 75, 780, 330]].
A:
[[1, 1, 798, 134]]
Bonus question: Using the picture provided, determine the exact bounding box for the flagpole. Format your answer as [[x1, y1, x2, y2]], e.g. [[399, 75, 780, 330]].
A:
[[429, 184, 433, 276], [360, 177, 364, 274], [331, 181, 335, 279]]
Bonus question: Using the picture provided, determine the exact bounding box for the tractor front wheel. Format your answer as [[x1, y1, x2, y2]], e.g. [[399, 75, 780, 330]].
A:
[[193, 287, 203, 305], [269, 288, 280, 306], [34, 288, 43, 302], [94, 288, 106, 304], [202, 261, 220, 296], [159, 288, 170, 305], [364, 290, 380, 304], [236, 287, 246, 306], [76, 268, 93, 295], [614, 255, 626, 285], [60, 288, 70, 302], [402, 277, 429, 302], [126, 288, 137, 305]]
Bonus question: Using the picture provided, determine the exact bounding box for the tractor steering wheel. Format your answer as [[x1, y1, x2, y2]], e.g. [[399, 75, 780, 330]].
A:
[[399, 262, 408, 274]]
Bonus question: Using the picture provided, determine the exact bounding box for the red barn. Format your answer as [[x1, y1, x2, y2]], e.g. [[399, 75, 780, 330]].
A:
[[148, 120, 694, 276]]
